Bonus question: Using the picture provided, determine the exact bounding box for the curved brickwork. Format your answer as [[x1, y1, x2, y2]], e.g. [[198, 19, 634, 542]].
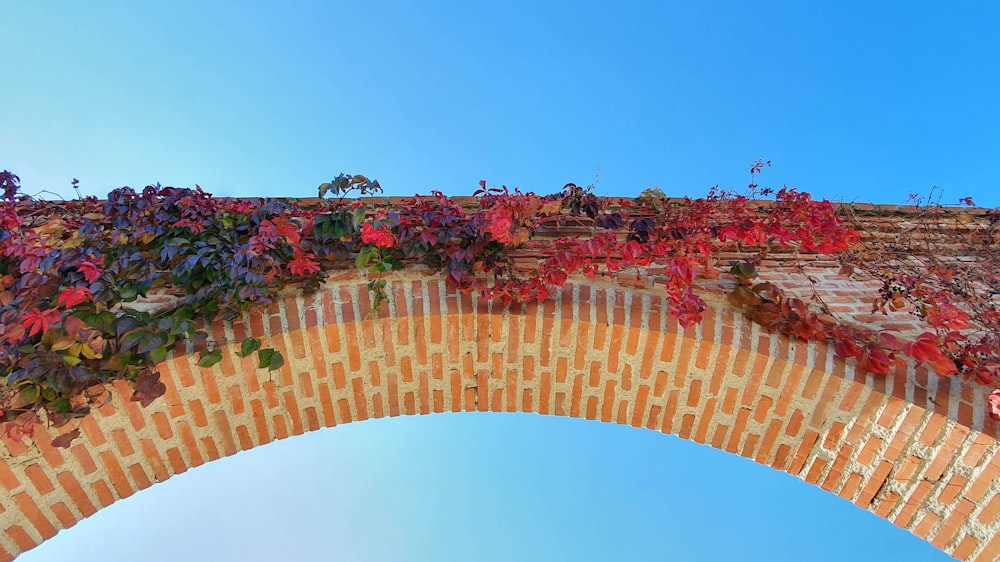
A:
[[0, 273, 998, 560]]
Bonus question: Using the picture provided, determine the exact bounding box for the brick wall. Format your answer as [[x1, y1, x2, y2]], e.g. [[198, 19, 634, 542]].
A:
[[0, 202, 998, 560]]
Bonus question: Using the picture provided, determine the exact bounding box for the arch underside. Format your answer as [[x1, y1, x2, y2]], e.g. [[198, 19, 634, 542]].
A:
[[1, 274, 998, 560]]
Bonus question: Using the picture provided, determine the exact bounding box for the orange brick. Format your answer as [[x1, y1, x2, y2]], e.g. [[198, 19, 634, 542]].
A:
[[13, 492, 57, 539], [0, 463, 20, 491], [951, 535, 978, 560], [57, 471, 96, 517], [924, 427, 968, 482], [937, 474, 967, 505], [152, 411, 173, 439], [694, 399, 718, 444], [855, 460, 893, 509], [23, 465, 54, 495], [932, 498, 975, 550], [98, 451, 133, 499], [892, 455, 923, 483], [856, 435, 883, 466], [92, 479, 115, 507], [111, 428, 136, 457], [128, 463, 153, 491], [979, 494, 1000, 525], [983, 532, 1000, 562], [894, 480, 934, 528], [962, 433, 992, 468], [876, 397, 905, 429], [873, 491, 901, 518], [6, 525, 37, 551], [912, 511, 941, 541], [50, 501, 76, 528], [200, 437, 221, 461], [837, 472, 863, 501]]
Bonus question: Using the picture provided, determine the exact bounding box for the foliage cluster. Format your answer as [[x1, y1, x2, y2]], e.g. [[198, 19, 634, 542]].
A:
[[1, 165, 998, 449]]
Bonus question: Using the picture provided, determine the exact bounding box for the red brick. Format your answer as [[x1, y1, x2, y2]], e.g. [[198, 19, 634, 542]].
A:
[[855, 460, 894, 509], [98, 451, 133, 499], [6, 525, 37, 552], [13, 492, 57, 539], [979, 494, 1000, 525], [23, 465, 54, 495], [951, 535, 978, 560]]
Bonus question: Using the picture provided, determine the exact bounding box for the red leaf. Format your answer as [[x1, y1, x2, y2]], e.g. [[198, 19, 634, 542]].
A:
[[925, 303, 970, 331], [360, 223, 396, 248], [77, 259, 103, 283], [51, 428, 81, 449], [21, 307, 60, 338], [878, 332, 902, 351], [63, 316, 85, 338], [131, 370, 167, 407], [288, 249, 321, 276], [833, 336, 863, 359], [57, 286, 93, 309], [727, 286, 762, 308], [904, 333, 958, 376], [859, 347, 893, 375], [3, 422, 33, 443]]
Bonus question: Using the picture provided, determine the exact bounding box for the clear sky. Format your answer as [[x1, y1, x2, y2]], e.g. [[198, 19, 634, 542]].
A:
[[3, 1, 997, 560]]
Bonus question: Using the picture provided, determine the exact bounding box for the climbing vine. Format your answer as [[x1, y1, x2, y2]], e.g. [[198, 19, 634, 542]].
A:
[[0, 164, 997, 449]]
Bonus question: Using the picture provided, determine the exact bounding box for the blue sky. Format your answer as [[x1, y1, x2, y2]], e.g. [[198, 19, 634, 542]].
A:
[[3, 1, 996, 560]]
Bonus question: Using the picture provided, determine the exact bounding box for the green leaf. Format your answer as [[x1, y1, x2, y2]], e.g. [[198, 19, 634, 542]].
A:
[[53, 397, 73, 414], [120, 284, 139, 301], [62, 355, 82, 365], [237, 337, 262, 358], [313, 215, 334, 241], [20, 385, 38, 403], [196, 348, 223, 368], [90, 311, 117, 334], [257, 348, 284, 371], [352, 207, 367, 229], [41, 387, 56, 401], [149, 344, 169, 364], [356, 248, 375, 270], [331, 217, 350, 239]]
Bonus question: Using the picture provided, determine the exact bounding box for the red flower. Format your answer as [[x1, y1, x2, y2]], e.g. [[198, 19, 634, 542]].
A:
[[361, 223, 396, 248]]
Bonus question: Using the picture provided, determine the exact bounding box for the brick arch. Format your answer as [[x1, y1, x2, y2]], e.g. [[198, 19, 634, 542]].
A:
[[1, 274, 998, 560]]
